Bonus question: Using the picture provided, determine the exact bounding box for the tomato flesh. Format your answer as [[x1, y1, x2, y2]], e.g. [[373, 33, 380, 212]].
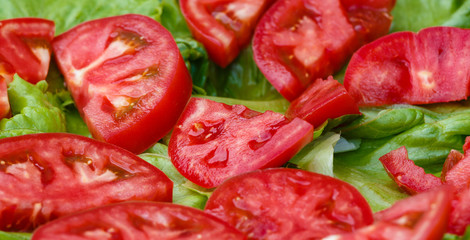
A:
[[52, 14, 192, 153], [0, 18, 54, 84], [286, 76, 360, 128], [449, 188, 470, 235], [379, 146, 442, 194], [253, 0, 395, 101], [0, 78, 9, 120], [204, 168, 373, 239], [345, 27, 470, 106], [31, 202, 246, 240], [0, 133, 172, 231], [180, 0, 274, 67], [169, 98, 313, 188]]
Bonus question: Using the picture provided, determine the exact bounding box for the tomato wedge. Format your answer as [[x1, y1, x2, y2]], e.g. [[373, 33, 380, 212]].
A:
[[344, 27, 470, 106], [379, 146, 442, 194], [0, 133, 172, 232], [52, 14, 192, 153], [286, 76, 360, 128], [0, 18, 55, 84], [169, 98, 313, 188], [180, 0, 275, 67], [253, 0, 395, 101], [449, 187, 470, 235], [32, 202, 246, 240], [331, 186, 452, 240], [204, 168, 374, 239]]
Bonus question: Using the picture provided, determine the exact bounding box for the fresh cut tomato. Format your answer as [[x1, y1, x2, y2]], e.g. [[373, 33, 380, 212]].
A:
[[0, 133, 172, 232], [204, 168, 374, 239], [180, 0, 275, 67], [169, 98, 313, 188], [0, 18, 55, 84], [253, 0, 395, 101], [32, 202, 246, 240], [0, 78, 8, 120], [344, 27, 470, 106], [286, 76, 360, 128], [52, 14, 192, 154]]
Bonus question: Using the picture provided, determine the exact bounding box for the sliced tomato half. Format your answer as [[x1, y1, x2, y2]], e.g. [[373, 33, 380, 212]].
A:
[[169, 98, 313, 188], [204, 168, 374, 239], [180, 0, 275, 67], [286, 76, 360, 128], [379, 146, 442, 194], [32, 202, 246, 240], [52, 14, 192, 153], [0, 133, 172, 231], [0, 18, 55, 84], [253, 0, 395, 101], [344, 27, 470, 106]]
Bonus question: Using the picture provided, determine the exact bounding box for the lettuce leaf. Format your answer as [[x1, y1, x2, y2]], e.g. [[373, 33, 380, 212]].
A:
[[0, 75, 66, 137], [0, 232, 31, 240]]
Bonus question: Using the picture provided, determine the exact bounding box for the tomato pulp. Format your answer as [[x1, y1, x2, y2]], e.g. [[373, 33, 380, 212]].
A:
[[52, 14, 192, 153]]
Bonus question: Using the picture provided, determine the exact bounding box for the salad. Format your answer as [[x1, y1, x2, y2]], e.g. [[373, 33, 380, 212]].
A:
[[0, 0, 470, 239]]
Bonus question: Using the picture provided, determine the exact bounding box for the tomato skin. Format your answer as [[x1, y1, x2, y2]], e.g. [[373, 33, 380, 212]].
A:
[[169, 98, 313, 188], [180, 0, 275, 67], [31, 201, 246, 240], [286, 76, 360, 128], [52, 14, 192, 153], [379, 147, 442, 194], [205, 168, 374, 240], [0, 18, 54, 84], [253, 0, 395, 101], [0, 133, 172, 232], [0, 78, 9, 120], [345, 27, 470, 106]]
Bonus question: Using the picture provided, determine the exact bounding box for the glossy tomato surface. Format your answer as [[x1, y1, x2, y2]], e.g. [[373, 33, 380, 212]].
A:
[[180, 0, 275, 67], [253, 0, 395, 101], [374, 186, 453, 240], [0, 18, 54, 84], [0, 133, 172, 232], [286, 76, 360, 128], [379, 146, 442, 194], [52, 14, 192, 153], [169, 98, 314, 188], [205, 168, 374, 239], [32, 202, 246, 240], [345, 27, 470, 106], [0, 78, 8, 119]]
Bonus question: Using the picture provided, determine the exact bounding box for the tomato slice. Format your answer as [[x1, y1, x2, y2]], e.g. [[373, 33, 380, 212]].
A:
[[52, 14, 192, 154], [379, 146, 442, 194], [31, 202, 246, 240], [443, 152, 470, 191], [344, 27, 470, 106], [0, 78, 9, 120], [286, 76, 360, 128], [449, 187, 470, 235], [331, 186, 452, 240], [0, 133, 172, 232], [0, 18, 54, 84], [253, 0, 395, 101], [441, 149, 464, 182], [169, 98, 313, 188], [204, 168, 374, 239], [180, 0, 275, 67]]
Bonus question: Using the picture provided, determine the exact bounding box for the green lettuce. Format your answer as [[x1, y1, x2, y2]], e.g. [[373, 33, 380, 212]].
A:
[[0, 232, 31, 240], [0, 75, 66, 137], [140, 143, 208, 209]]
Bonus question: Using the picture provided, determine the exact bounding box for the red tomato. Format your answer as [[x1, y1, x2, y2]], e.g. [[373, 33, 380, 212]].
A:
[[0, 78, 9, 120], [344, 27, 470, 106], [169, 98, 313, 188], [443, 152, 470, 191], [379, 146, 442, 195], [449, 187, 470, 235], [0, 133, 172, 232], [286, 76, 360, 128], [204, 168, 374, 239], [180, 0, 275, 67], [253, 0, 395, 101], [52, 14, 192, 154], [32, 202, 246, 240], [441, 149, 464, 182], [0, 18, 54, 84], [333, 186, 452, 240]]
